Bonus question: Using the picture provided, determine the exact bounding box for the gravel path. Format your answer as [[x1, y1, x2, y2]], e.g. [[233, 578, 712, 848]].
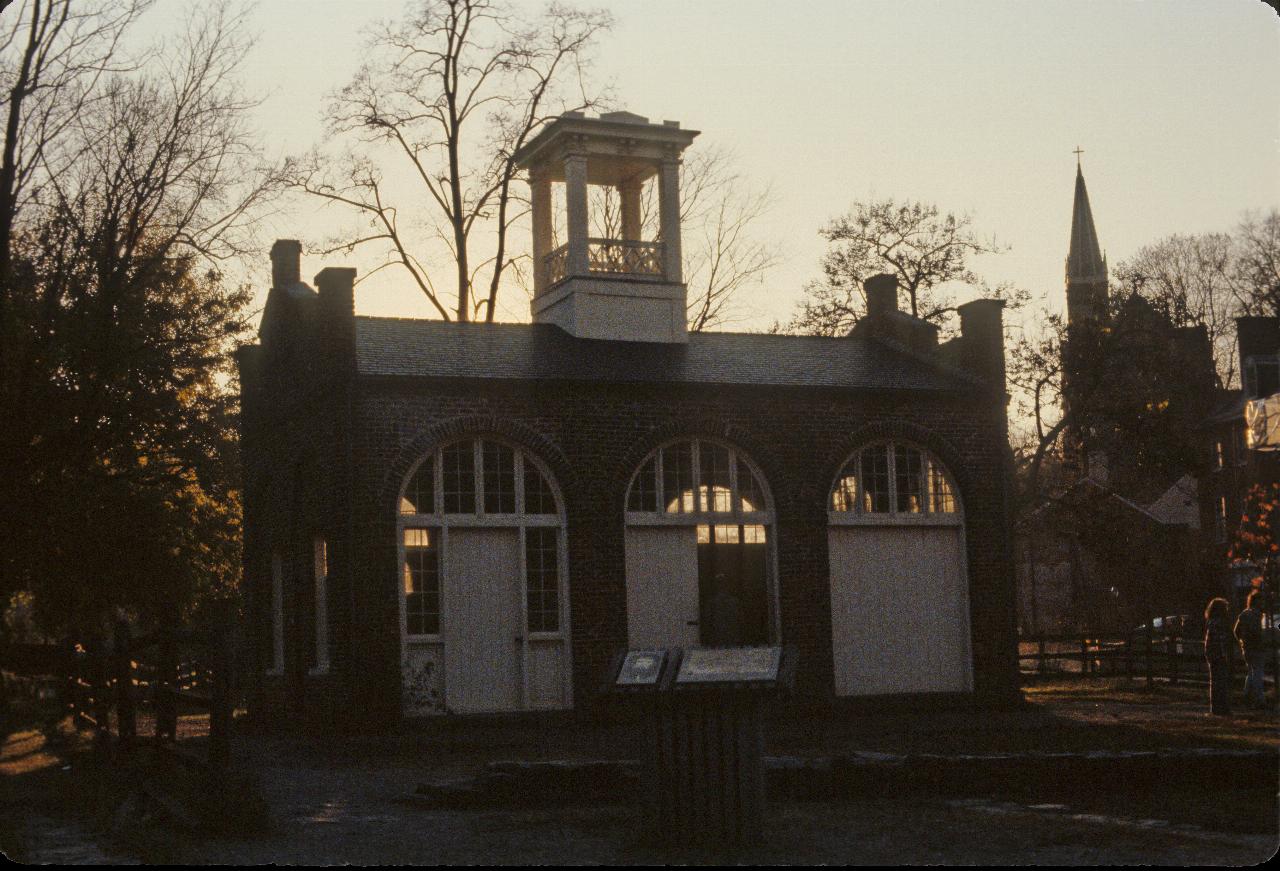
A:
[[152, 735, 1277, 866]]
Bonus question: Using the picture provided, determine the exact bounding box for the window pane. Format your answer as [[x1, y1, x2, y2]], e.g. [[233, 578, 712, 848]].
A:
[[738, 458, 764, 513], [713, 524, 740, 544], [742, 524, 767, 544], [663, 442, 695, 513], [700, 443, 733, 513], [525, 527, 559, 633], [628, 456, 658, 512], [401, 458, 435, 514], [404, 528, 440, 635], [524, 460, 558, 514], [896, 446, 925, 514], [861, 445, 891, 513], [831, 459, 858, 512], [482, 441, 516, 514], [442, 441, 476, 514], [929, 461, 957, 514]]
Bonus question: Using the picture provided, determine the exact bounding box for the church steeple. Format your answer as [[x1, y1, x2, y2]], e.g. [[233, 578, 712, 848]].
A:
[[1061, 152, 1110, 483], [1065, 154, 1108, 325]]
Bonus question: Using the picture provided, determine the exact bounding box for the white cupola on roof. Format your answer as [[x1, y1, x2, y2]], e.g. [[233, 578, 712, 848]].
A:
[[513, 110, 699, 343]]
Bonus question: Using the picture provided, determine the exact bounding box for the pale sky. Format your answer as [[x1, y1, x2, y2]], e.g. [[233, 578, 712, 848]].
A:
[[150, 0, 1280, 330]]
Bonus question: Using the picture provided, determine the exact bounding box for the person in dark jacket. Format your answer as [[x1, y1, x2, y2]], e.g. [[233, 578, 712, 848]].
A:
[[1204, 597, 1233, 716], [1234, 589, 1268, 709]]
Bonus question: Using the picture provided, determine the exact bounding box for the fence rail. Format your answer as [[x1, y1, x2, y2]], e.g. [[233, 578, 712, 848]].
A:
[[5, 620, 234, 776], [1018, 633, 1276, 687]]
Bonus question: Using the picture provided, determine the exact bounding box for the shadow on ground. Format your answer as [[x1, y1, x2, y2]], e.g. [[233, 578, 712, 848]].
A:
[[2, 678, 1277, 864]]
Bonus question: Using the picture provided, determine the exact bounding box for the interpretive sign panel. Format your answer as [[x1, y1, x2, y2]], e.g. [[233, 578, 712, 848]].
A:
[[674, 646, 782, 685], [615, 649, 668, 686]]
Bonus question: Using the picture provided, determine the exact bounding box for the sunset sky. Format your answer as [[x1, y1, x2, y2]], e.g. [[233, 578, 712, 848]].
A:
[[150, 0, 1280, 330]]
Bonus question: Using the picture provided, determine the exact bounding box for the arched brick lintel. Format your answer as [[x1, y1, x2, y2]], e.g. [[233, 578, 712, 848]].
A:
[[820, 419, 976, 515], [378, 415, 578, 516], [612, 418, 797, 517]]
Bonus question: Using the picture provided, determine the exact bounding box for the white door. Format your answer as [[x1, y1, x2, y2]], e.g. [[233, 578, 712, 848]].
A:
[[443, 528, 522, 713], [625, 526, 700, 647], [828, 525, 973, 696]]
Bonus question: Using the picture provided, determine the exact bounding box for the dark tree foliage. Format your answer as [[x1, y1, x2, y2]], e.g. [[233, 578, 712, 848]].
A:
[[0, 1, 269, 638]]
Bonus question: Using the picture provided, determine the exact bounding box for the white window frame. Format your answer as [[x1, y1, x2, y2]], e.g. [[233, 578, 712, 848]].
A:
[[624, 438, 773, 527], [827, 441, 963, 527], [623, 437, 781, 643], [267, 552, 284, 675], [309, 537, 330, 675], [396, 438, 572, 709]]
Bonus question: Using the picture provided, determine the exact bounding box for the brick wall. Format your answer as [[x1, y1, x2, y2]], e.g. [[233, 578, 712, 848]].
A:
[[331, 376, 1017, 729], [242, 313, 1017, 732]]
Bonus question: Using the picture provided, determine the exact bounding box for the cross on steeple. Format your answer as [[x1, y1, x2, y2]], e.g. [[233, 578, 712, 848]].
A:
[[1073, 146, 1084, 167]]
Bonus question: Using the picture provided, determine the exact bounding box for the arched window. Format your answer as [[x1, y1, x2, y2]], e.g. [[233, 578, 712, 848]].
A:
[[825, 439, 972, 697], [624, 438, 777, 647], [397, 437, 569, 715], [829, 441, 959, 521]]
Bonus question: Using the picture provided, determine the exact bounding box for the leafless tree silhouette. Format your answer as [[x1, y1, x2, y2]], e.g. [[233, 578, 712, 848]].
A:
[[285, 0, 613, 322]]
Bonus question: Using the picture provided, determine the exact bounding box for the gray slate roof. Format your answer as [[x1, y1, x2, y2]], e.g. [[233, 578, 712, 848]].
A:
[[355, 317, 976, 393]]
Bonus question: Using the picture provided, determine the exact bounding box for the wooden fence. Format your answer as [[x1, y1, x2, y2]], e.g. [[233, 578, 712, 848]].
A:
[[1017, 632, 1276, 687], [11, 619, 234, 777]]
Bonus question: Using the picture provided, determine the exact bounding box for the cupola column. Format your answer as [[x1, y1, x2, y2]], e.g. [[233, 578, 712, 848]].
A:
[[564, 152, 590, 277], [619, 177, 643, 241], [658, 157, 682, 283], [530, 168, 553, 294]]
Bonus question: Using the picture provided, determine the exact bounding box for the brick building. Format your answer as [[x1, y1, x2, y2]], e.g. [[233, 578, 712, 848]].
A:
[[1202, 316, 1280, 609], [237, 112, 1018, 730]]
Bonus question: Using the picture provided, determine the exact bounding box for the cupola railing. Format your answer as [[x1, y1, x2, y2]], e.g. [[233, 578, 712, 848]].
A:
[[544, 238, 666, 287]]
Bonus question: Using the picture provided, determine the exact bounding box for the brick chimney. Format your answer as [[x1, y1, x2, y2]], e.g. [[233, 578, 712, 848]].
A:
[[315, 267, 356, 319], [271, 239, 302, 289], [955, 298, 1007, 391], [864, 273, 899, 318], [851, 273, 939, 355], [315, 266, 357, 375]]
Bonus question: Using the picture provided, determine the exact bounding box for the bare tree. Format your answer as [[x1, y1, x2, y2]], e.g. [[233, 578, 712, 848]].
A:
[[583, 144, 778, 332], [679, 147, 778, 332], [0, 0, 148, 336], [1116, 233, 1246, 388], [1111, 211, 1280, 390], [1234, 208, 1280, 316], [784, 198, 1020, 336], [286, 0, 612, 323]]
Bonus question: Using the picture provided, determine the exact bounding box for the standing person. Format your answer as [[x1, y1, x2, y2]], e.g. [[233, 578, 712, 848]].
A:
[[1203, 598, 1233, 716], [1234, 589, 1267, 709]]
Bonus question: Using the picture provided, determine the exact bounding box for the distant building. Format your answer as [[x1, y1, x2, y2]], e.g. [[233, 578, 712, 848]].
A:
[[237, 112, 1018, 730], [1017, 160, 1215, 634], [1201, 317, 1280, 609]]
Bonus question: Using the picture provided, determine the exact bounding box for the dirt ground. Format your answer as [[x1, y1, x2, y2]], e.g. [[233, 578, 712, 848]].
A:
[[3, 678, 1278, 865]]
